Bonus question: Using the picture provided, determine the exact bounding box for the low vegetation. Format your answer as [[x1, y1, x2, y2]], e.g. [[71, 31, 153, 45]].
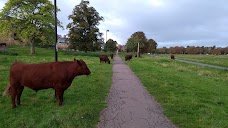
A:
[[0, 46, 112, 128], [122, 53, 228, 128]]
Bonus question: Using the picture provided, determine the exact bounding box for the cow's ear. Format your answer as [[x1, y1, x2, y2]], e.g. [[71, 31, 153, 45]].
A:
[[74, 58, 76, 61], [77, 60, 82, 66]]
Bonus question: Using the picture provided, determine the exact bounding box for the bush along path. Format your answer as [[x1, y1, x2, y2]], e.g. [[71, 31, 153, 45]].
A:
[[98, 54, 176, 128]]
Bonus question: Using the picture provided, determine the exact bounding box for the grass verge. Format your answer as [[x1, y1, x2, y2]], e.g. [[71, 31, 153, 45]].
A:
[[122, 53, 228, 128]]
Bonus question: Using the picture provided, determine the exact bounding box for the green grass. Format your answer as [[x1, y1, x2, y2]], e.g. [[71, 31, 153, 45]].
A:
[[121, 53, 228, 128], [159, 54, 228, 68], [0, 46, 112, 128]]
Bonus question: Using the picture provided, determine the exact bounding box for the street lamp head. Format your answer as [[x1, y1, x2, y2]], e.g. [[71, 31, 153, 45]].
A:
[[106, 30, 109, 32]]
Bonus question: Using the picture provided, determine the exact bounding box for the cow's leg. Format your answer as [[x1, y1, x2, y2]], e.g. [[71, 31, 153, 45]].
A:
[[61, 90, 65, 103], [16, 86, 24, 105], [55, 88, 64, 106], [53, 90, 57, 102], [10, 86, 17, 108]]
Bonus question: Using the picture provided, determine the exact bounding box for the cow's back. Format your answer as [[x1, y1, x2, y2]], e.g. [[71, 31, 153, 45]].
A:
[[100, 55, 108, 61], [10, 62, 68, 90], [10, 62, 27, 82]]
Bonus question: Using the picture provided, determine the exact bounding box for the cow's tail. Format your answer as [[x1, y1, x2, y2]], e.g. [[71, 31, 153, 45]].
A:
[[2, 84, 10, 96]]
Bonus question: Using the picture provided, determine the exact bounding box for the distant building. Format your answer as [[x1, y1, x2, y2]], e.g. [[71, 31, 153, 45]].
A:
[[57, 35, 69, 50], [58, 35, 69, 44], [117, 44, 126, 52]]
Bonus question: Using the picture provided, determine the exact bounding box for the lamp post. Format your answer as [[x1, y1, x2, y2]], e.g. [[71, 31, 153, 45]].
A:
[[106, 30, 109, 43], [54, 0, 58, 62]]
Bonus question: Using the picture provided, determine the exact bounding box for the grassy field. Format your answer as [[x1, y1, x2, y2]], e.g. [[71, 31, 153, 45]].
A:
[[120, 53, 228, 128], [1, 48, 228, 128], [159, 54, 228, 68], [0, 46, 113, 128]]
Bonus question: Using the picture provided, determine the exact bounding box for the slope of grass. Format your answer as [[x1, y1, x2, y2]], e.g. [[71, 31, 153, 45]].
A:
[[0, 46, 112, 128], [122, 54, 228, 128]]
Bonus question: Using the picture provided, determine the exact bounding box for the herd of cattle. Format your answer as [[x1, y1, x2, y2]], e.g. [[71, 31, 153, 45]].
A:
[[2, 52, 175, 108], [99, 53, 134, 64], [99, 53, 139, 64]]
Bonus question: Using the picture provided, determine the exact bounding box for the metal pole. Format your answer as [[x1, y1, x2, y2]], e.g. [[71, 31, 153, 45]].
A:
[[106, 30, 109, 43], [54, 0, 58, 62]]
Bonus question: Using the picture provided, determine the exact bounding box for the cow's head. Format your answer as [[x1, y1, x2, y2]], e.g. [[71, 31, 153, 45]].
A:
[[74, 59, 91, 75]]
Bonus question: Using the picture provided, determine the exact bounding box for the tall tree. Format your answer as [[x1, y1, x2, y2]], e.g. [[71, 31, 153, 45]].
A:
[[125, 37, 139, 52], [91, 37, 103, 51], [104, 39, 117, 53], [132, 31, 147, 53], [145, 39, 157, 53], [67, 0, 103, 52], [131, 31, 147, 43], [125, 31, 147, 53], [0, 0, 63, 54]]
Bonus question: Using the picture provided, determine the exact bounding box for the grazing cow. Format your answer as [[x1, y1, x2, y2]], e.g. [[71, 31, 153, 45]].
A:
[[6, 59, 91, 108], [171, 55, 175, 60], [100, 55, 110, 64], [0, 43, 7, 47], [125, 54, 132, 61], [110, 54, 114, 59]]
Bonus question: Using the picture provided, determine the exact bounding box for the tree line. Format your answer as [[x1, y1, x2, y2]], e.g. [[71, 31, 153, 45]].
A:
[[0, 0, 113, 54], [2, 0, 225, 56], [157, 46, 228, 55]]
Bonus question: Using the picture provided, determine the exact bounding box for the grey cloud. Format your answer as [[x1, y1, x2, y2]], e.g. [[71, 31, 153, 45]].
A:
[[95, 0, 228, 47]]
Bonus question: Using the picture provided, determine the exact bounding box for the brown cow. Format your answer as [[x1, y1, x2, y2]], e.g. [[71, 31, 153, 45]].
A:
[[171, 55, 175, 60], [100, 55, 110, 64], [110, 54, 114, 59], [125, 54, 132, 61], [6, 59, 91, 108]]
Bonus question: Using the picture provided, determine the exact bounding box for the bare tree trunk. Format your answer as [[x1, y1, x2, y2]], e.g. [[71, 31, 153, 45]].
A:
[[30, 38, 35, 54], [137, 42, 140, 57]]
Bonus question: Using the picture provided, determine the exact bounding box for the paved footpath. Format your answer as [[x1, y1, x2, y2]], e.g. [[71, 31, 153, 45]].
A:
[[98, 54, 176, 128], [176, 59, 228, 70]]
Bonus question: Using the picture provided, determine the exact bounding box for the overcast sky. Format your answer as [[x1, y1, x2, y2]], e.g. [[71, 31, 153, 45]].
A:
[[0, 0, 228, 48]]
